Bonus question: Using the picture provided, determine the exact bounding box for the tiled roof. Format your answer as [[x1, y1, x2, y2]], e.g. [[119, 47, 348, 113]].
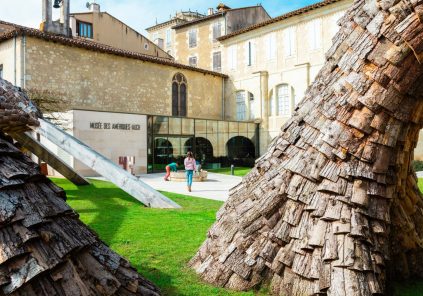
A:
[[145, 17, 188, 31], [0, 77, 161, 295], [217, 0, 345, 41], [0, 78, 41, 133], [0, 21, 227, 78]]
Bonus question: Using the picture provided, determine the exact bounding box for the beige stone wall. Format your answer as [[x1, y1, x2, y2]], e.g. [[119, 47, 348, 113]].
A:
[[147, 24, 176, 56], [174, 16, 224, 71], [0, 37, 23, 87], [221, 0, 353, 154], [24, 37, 224, 120], [70, 12, 171, 59]]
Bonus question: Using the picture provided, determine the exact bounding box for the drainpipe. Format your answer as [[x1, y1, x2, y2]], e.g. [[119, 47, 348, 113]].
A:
[[222, 77, 225, 120], [13, 36, 17, 85], [20, 35, 26, 88]]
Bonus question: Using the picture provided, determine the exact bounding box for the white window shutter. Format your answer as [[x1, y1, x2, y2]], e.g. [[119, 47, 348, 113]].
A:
[[251, 40, 256, 65], [284, 30, 290, 57], [244, 42, 249, 65]]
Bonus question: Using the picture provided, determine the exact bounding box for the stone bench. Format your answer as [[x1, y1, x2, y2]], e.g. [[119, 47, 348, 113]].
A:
[[170, 171, 208, 182]]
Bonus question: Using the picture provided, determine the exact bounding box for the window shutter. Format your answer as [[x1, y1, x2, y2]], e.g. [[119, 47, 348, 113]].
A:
[[251, 40, 256, 65], [271, 34, 276, 59]]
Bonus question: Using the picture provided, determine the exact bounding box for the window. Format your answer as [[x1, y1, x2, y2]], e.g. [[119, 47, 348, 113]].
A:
[[189, 56, 197, 67], [212, 22, 222, 42], [77, 21, 93, 39], [284, 27, 296, 57], [277, 84, 291, 116], [172, 73, 188, 117], [166, 29, 172, 47], [249, 93, 255, 119], [189, 29, 197, 48], [155, 38, 164, 49], [236, 91, 246, 121], [265, 33, 276, 60], [308, 19, 322, 50], [144, 43, 149, 50], [246, 41, 255, 66], [0, 64, 3, 79], [213, 52, 221, 72], [228, 45, 237, 70]]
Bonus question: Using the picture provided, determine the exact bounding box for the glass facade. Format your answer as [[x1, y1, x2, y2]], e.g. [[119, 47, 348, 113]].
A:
[[147, 115, 258, 173]]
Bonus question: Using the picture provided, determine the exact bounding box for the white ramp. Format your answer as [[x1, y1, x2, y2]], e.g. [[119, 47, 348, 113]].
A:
[[34, 119, 181, 209]]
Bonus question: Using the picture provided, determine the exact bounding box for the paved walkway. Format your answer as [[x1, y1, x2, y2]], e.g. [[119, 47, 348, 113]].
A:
[[137, 172, 242, 202]]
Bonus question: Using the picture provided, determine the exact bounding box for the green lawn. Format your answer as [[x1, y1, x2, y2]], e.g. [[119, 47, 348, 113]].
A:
[[52, 178, 423, 296], [208, 167, 252, 177]]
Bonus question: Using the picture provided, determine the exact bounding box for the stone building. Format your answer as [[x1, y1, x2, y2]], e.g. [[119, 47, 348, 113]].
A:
[[148, 3, 271, 72], [68, 2, 171, 58], [146, 11, 205, 56], [219, 0, 354, 152], [0, 9, 257, 175]]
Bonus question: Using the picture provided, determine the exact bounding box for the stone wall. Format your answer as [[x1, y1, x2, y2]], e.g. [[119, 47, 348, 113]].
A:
[[0, 37, 23, 87], [71, 12, 171, 59], [174, 16, 224, 71], [23, 37, 224, 120]]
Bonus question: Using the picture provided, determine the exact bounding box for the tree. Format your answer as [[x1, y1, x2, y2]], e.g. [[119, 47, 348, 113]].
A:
[[26, 88, 71, 128], [190, 0, 423, 294]]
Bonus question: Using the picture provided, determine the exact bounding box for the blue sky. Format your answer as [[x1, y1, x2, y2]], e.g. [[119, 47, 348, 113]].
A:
[[0, 0, 322, 35]]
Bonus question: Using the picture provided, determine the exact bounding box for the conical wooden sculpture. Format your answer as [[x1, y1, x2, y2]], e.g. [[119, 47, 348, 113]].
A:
[[0, 78, 160, 295], [190, 0, 423, 294]]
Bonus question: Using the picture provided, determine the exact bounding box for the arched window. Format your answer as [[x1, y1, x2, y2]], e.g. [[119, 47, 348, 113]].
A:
[[236, 91, 246, 121], [172, 73, 187, 117], [277, 84, 291, 117]]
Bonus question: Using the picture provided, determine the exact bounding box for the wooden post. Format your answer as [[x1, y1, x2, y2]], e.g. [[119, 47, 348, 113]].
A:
[[11, 131, 90, 186], [34, 119, 181, 209]]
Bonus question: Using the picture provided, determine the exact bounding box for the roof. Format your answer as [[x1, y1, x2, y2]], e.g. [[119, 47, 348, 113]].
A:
[[0, 78, 40, 133], [69, 11, 172, 59], [0, 21, 227, 78], [218, 0, 345, 41], [172, 5, 266, 30], [0, 77, 161, 295], [145, 17, 188, 32]]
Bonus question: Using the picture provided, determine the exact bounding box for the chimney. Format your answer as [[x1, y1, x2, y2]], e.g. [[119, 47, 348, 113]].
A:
[[207, 8, 214, 16], [217, 3, 231, 12], [87, 2, 100, 12], [41, 0, 71, 37]]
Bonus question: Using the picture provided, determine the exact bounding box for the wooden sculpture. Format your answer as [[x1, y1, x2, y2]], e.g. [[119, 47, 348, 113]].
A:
[[0, 78, 160, 295], [190, 0, 423, 295]]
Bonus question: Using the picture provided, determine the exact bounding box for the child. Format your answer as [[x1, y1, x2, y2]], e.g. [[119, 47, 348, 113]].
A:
[[184, 152, 197, 192], [164, 162, 179, 181]]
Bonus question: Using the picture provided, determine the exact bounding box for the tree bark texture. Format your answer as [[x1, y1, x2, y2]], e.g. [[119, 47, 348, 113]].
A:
[[0, 79, 160, 295], [190, 0, 423, 295]]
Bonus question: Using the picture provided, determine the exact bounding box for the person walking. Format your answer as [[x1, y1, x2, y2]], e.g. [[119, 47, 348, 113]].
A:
[[184, 152, 197, 192], [164, 161, 179, 181]]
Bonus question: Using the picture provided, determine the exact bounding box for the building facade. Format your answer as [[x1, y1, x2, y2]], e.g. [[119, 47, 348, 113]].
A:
[[0, 17, 258, 175], [69, 2, 171, 59], [146, 11, 204, 56], [148, 4, 270, 71], [220, 0, 354, 153]]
